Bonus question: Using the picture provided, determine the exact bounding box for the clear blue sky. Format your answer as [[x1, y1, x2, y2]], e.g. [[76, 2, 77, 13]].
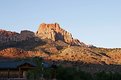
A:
[[0, 0, 121, 48]]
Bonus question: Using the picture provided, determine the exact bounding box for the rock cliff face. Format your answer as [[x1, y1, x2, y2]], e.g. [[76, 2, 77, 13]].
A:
[[0, 29, 35, 43], [36, 23, 83, 45], [1, 23, 121, 67]]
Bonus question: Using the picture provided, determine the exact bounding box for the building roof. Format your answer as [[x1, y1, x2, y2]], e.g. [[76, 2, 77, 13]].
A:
[[0, 59, 36, 69]]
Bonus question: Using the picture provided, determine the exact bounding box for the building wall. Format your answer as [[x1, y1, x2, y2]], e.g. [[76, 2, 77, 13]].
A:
[[0, 70, 20, 78]]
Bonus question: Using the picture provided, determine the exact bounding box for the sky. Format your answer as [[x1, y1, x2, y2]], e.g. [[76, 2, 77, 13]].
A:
[[0, 0, 121, 48]]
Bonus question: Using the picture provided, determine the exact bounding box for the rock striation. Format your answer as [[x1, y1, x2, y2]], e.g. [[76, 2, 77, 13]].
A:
[[36, 23, 83, 45], [47, 46, 114, 64], [1, 23, 121, 67], [0, 48, 48, 58], [0, 29, 35, 43]]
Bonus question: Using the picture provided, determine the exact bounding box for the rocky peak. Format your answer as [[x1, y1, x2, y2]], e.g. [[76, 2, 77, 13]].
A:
[[0, 29, 18, 37], [0, 29, 35, 43], [36, 23, 82, 45]]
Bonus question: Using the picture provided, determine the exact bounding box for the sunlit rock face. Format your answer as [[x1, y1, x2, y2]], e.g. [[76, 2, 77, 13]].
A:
[[0, 48, 48, 58], [36, 23, 83, 45], [0, 29, 35, 43], [0, 23, 85, 46]]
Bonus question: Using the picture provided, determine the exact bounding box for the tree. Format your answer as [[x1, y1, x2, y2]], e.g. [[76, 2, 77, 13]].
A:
[[27, 57, 43, 80]]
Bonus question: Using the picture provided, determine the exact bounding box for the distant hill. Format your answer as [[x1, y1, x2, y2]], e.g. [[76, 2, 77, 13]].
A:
[[0, 23, 121, 67]]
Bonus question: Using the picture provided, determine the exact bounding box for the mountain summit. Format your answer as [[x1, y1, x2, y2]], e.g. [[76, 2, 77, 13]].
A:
[[1, 23, 121, 66], [36, 23, 83, 45]]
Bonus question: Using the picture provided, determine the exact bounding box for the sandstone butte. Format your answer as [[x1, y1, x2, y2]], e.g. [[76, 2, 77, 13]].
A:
[[36, 23, 83, 46], [0, 29, 35, 43]]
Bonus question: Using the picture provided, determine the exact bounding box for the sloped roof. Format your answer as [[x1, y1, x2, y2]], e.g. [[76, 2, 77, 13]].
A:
[[0, 59, 36, 69]]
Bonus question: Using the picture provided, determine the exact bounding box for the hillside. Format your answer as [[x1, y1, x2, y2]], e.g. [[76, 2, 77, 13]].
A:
[[0, 23, 121, 67], [0, 48, 48, 58]]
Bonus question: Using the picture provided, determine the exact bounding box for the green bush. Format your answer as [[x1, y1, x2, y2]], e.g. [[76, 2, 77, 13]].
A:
[[56, 66, 93, 80], [26, 57, 43, 80], [95, 72, 121, 80], [26, 58, 121, 80]]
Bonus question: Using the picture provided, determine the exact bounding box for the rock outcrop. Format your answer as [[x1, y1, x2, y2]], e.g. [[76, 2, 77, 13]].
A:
[[0, 29, 35, 43], [1, 23, 121, 67], [0, 48, 48, 58], [36, 23, 83, 46]]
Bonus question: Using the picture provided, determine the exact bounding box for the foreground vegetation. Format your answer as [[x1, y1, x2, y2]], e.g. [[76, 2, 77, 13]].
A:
[[26, 57, 121, 80]]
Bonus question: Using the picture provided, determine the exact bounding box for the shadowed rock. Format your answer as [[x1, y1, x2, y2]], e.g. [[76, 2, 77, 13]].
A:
[[36, 23, 85, 46]]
